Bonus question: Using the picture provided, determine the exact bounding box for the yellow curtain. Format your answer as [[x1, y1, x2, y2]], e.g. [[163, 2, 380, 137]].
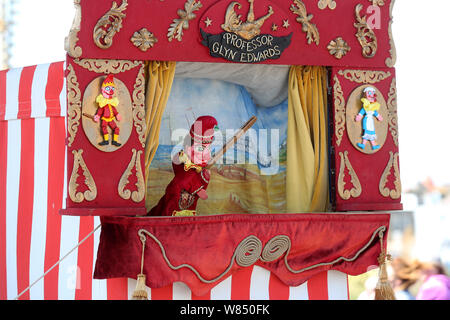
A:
[[287, 66, 329, 212], [144, 61, 176, 207]]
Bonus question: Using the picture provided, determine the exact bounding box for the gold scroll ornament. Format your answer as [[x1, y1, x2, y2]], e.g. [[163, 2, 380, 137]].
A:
[[338, 151, 362, 200], [69, 150, 97, 203], [66, 64, 82, 148], [379, 151, 401, 199], [290, 0, 320, 45], [385, 0, 397, 67], [93, 0, 128, 49], [386, 77, 399, 147], [338, 69, 391, 84], [168, 0, 203, 42], [369, 0, 385, 6], [333, 75, 346, 147], [64, 0, 82, 58], [354, 3, 377, 58], [118, 149, 145, 203], [73, 58, 141, 74]]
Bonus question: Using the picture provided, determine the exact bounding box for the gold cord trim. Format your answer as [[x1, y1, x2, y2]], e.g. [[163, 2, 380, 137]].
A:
[[137, 225, 386, 283]]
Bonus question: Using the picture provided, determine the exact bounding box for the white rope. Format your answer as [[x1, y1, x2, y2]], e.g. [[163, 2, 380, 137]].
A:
[[13, 224, 102, 300]]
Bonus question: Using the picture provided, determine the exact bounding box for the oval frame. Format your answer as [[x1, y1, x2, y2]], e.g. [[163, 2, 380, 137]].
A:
[[346, 84, 388, 155], [82, 76, 133, 152]]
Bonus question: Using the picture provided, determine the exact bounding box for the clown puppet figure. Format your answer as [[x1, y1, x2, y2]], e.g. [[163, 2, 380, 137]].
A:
[[94, 75, 122, 146]]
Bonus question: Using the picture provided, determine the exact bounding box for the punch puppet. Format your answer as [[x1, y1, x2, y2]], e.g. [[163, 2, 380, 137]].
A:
[[149, 116, 219, 217], [148, 115, 257, 217]]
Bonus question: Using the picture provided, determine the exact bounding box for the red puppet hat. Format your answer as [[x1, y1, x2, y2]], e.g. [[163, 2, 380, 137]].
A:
[[102, 74, 116, 88], [190, 116, 218, 145]]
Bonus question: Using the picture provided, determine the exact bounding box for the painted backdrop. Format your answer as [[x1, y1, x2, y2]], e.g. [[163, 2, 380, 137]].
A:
[[146, 77, 288, 215]]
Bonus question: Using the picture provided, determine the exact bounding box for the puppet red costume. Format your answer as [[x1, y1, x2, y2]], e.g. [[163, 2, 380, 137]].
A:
[[94, 75, 122, 146], [149, 116, 218, 217]]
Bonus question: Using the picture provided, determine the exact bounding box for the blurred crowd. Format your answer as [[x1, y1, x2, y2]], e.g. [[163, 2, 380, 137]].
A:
[[358, 258, 450, 300]]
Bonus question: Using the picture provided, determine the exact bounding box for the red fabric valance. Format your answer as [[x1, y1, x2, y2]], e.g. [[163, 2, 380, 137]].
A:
[[94, 213, 390, 296]]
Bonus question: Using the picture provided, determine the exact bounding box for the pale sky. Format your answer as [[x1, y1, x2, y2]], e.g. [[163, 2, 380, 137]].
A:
[[5, 0, 450, 190]]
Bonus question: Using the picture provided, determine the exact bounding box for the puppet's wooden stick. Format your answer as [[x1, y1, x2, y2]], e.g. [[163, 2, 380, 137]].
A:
[[206, 116, 257, 169], [83, 112, 96, 121]]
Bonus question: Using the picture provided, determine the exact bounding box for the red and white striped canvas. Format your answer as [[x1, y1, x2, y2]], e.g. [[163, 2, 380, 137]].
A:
[[0, 62, 349, 300]]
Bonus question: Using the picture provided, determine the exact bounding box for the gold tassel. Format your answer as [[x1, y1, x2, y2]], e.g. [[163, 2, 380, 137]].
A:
[[131, 274, 148, 300], [374, 230, 396, 300], [131, 230, 149, 300]]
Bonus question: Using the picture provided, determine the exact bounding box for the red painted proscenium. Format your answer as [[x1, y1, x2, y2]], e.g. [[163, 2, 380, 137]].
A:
[[59, 57, 147, 216], [61, 0, 401, 216], [74, 0, 395, 68]]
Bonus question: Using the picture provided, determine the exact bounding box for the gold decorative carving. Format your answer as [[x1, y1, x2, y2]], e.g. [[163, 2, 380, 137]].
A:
[[64, 0, 82, 58], [338, 69, 391, 84], [318, 0, 336, 10], [327, 37, 351, 59], [369, 0, 385, 6], [118, 149, 145, 203], [385, 0, 397, 67], [93, 0, 128, 49], [354, 3, 377, 58], [386, 77, 398, 147], [131, 28, 158, 52], [69, 150, 97, 203], [379, 151, 401, 199], [346, 85, 388, 154], [221, 0, 274, 40], [131, 64, 147, 148], [333, 75, 346, 147], [168, 0, 203, 42], [73, 58, 141, 74], [290, 0, 320, 45], [338, 151, 362, 200], [66, 64, 82, 148]]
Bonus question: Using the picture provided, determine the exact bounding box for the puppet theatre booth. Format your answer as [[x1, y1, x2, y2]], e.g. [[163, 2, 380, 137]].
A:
[[1, 0, 401, 300]]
